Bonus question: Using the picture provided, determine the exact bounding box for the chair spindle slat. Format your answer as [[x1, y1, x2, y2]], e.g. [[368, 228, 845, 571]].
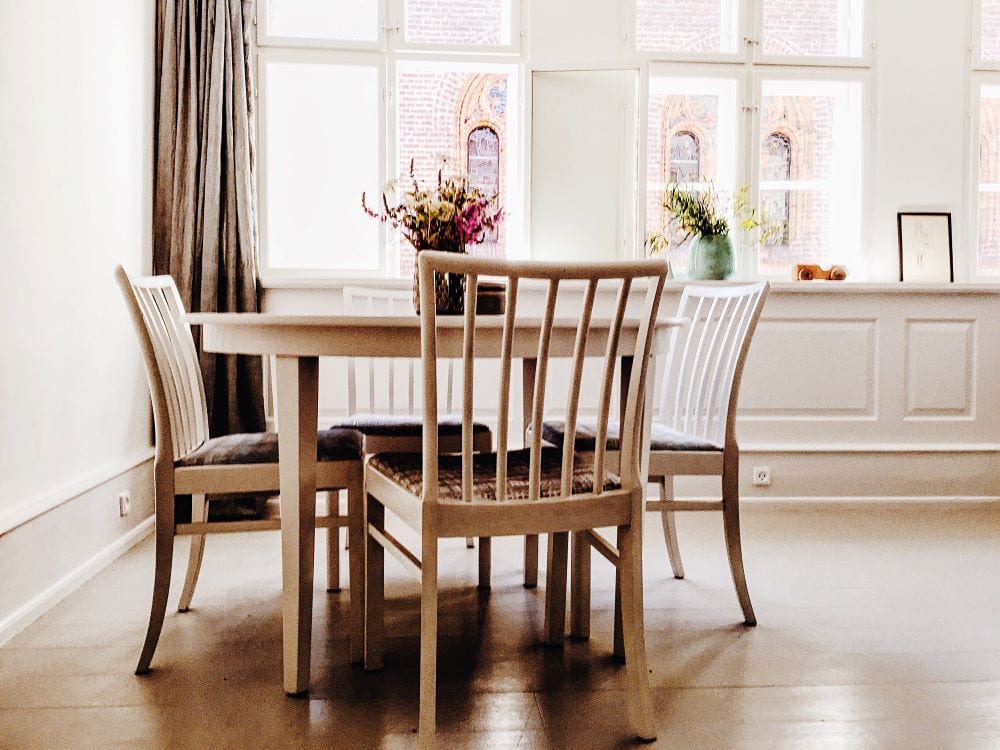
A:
[[495, 277, 519, 501], [560, 280, 598, 497], [593, 279, 632, 490], [461, 273, 478, 502], [528, 279, 559, 501]]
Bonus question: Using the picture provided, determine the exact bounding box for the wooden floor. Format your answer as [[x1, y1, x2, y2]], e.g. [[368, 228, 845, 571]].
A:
[[3, 503, 1000, 749]]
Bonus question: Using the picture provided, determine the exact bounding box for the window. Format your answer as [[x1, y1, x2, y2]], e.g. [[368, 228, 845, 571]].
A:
[[760, 0, 865, 59], [257, 0, 520, 279], [637, 2, 869, 278], [669, 132, 701, 184], [981, 0, 1000, 64], [763, 132, 791, 245], [977, 85, 1000, 277]]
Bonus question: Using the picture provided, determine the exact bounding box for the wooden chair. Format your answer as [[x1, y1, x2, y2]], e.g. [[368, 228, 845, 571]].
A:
[[331, 286, 491, 586], [543, 282, 769, 639], [115, 266, 365, 674], [363, 251, 666, 745]]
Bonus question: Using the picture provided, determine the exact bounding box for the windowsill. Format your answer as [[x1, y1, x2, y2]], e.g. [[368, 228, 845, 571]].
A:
[[260, 275, 1000, 295]]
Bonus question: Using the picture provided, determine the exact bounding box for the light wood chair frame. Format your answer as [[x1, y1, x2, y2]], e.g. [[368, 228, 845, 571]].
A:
[[340, 286, 490, 585], [115, 266, 365, 674], [567, 281, 769, 646], [363, 252, 667, 745]]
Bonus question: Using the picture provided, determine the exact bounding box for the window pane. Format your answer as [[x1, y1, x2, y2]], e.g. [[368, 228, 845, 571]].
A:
[[762, 0, 864, 58], [396, 63, 514, 272], [262, 62, 380, 271], [635, 0, 738, 54], [266, 0, 378, 42], [405, 0, 511, 45], [646, 76, 738, 275], [978, 86, 1000, 277], [759, 80, 863, 276], [984, 0, 1000, 62]]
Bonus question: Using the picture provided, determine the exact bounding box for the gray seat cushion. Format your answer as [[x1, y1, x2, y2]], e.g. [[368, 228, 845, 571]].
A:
[[330, 414, 491, 438], [176, 428, 363, 467], [368, 447, 619, 502], [541, 419, 721, 452]]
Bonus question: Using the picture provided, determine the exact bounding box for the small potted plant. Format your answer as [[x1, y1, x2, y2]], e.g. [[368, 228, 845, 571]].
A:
[[657, 183, 781, 280], [362, 159, 503, 314]]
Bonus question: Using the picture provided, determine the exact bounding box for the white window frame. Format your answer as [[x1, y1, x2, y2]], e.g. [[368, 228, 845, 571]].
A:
[[628, 0, 872, 68], [256, 0, 524, 282], [631, 0, 873, 279]]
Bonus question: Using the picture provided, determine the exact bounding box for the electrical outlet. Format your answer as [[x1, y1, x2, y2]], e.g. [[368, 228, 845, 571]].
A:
[[117, 491, 131, 517], [752, 466, 771, 487]]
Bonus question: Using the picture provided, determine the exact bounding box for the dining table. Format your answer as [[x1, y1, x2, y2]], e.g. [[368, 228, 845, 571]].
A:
[[186, 311, 684, 695]]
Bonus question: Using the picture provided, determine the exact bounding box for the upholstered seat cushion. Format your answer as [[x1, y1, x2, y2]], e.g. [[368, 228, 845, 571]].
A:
[[368, 447, 620, 502], [330, 414, 491, 438], [176, 428, 363, 467], [541, 419, 721, 453]]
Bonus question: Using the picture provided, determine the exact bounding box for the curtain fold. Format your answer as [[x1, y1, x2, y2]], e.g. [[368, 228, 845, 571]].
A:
[[154, 0, 264, 439]]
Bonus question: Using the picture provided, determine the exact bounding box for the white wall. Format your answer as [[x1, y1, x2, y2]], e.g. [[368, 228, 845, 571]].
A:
[[0, 0, 155, 635]]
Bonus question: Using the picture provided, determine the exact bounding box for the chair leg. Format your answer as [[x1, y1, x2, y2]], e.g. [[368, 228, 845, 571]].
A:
[[177, 494, 207, 612], [326, 491, 341, 593], [523, 534, 539, 588], [543, 532, 569, 646], [722, 454, 756, 626], [364, 495, 385, 671], [569, 531, 591, 641], [612, 561, 624, 660], [617, 519, 657, 742], [477, 537, 492, 590], [659, 477, 685, 579], [346, 476, 365, 665], [136, 486, 175, 675], [419, 535, 439, 746]]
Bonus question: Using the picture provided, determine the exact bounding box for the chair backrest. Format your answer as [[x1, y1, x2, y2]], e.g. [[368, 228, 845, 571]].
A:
[[656, 282, 769, 448], [342, 286, 458, 416], [115, 266, 209, 462], [417, 251, 669, 504]]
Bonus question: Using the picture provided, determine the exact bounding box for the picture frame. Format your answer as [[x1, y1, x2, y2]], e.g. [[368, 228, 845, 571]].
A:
[[897, 212, 954, 283]]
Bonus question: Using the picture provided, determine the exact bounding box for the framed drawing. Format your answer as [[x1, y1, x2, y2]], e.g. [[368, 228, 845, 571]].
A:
[[897, 212, 954, 283]]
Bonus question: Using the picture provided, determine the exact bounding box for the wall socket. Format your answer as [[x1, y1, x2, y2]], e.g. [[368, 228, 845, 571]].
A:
[[752, 466, 771, 487], [117, 491, 131, 517]]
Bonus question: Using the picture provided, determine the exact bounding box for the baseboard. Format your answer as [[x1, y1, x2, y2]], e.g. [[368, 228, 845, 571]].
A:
[[0, 516, 154, 647], [656, 494, 1000, 510], [0, 448, 155, 536]]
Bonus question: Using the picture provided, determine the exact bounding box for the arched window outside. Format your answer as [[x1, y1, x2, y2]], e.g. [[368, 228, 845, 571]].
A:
[[467, 126, 500, 245], [763, 132, 792, 245], [669, 131, 700, 183]]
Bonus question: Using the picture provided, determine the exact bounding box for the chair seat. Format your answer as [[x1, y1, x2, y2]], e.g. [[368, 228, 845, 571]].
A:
[[330, 414, 491, 438], [368, 448, 620, 502], [176, 428, 363, 467], [541, 419, 722, 453]]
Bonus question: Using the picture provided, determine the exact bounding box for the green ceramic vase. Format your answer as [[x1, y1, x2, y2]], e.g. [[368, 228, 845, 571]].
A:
[[689, 233, 734, 281]]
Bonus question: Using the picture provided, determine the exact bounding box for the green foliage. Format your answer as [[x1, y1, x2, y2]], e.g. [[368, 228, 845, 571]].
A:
[[652, 183, 787, 257]]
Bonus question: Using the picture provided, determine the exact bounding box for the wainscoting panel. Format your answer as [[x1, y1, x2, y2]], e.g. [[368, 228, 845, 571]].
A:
[[904, 319, 976, 419], [740, 318, 878, 419]]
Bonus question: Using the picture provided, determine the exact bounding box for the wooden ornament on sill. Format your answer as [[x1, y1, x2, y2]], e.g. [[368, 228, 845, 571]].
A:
[[794, 264, 849, 282]]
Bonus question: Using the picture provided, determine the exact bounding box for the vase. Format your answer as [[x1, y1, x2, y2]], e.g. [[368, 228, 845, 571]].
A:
[[412, 247, 467, 315], [689, 233, 735, 281]]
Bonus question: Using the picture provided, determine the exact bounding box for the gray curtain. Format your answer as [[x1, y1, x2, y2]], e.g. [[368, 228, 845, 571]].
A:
[[153, 0, 265, 438]]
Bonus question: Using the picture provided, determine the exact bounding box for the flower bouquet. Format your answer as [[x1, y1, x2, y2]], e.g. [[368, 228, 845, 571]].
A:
[[363, 159, 503, 314]]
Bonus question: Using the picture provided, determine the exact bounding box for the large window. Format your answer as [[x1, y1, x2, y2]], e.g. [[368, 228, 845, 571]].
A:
[[639, 1, 869, 278], [258, 0, 520, 279], [974, 1, 1000, 279]]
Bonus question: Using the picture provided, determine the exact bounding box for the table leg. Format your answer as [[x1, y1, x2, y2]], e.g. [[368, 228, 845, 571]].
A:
[[521, 357, 539, 589], [275, 355, 319, 695]]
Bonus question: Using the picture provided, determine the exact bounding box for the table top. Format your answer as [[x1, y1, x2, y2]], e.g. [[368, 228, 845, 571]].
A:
[[186, 312, 686, 358]]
